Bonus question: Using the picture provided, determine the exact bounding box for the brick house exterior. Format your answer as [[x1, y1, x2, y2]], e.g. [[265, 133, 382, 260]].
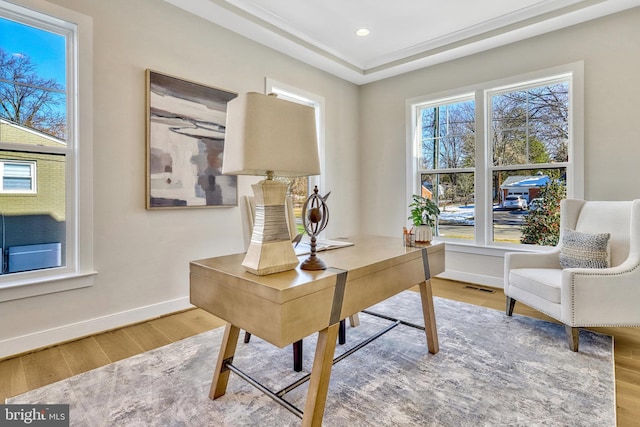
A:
[[0, 119, 66, 265], [500, 175, 550, 202]]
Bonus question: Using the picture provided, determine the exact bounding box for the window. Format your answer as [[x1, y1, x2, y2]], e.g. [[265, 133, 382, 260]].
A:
[[416, 96, 475, 240], [0, 0, 93, 300], [265, 78, 325, 235], [488, 79, 570, 245], [409, 63, 583, 249], [1, 161, 36, 192]]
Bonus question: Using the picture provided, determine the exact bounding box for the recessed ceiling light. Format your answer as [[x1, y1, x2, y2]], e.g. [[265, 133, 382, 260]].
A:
[[355, 28, 370, 37]]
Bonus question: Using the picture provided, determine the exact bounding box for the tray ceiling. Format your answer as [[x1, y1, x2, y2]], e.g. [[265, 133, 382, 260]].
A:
[[164, 0, 640, 84]]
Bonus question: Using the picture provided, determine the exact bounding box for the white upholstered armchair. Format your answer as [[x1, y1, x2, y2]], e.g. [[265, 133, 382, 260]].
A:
[[504, 199, 640, 351]]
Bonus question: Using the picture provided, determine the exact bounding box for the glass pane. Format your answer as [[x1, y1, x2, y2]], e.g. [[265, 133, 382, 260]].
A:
[[420, 137, 437, 170], [278, 176, 308, 236], [0, 17, 67, 140], [421, 107, 436, 132], [421, 172, 475, 241], [418, 99, 475, 170], [3, 177, 32, 190], [0, 151, 66, 273], [492, 90, 527, 125], [439, 136, 464, 169], [492, 130, 527, 165], [491, 168, 566, 245], [4, 163, 31, 177], [530, 127, 568, 163], [527, 130, 554, 163], [491, 82, 568, 166]]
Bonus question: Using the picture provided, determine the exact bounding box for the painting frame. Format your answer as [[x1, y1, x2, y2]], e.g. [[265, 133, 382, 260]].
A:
[[145, 70, 238, 209]]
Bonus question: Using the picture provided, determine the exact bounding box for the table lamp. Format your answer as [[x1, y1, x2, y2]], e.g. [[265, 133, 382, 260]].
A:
[[222, 92, 320, 275]]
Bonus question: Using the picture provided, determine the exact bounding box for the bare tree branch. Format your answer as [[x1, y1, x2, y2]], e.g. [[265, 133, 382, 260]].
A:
[[0, 48, 66, 139]]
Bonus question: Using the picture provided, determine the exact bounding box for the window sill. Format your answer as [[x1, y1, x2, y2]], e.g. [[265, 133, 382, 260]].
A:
[[439, 239, 551, 257], [0, 271, 97, 302]]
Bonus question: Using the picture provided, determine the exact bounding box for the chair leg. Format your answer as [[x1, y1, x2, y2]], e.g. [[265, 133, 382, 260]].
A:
[[293, 340, 303, 372], [506, 297, 516, 316], [339, 319, 346, 345], [246, 332, 306, 372], [348, 313, 360, 327], [251, 321, 348, 372], [565, 325, 579, 352]]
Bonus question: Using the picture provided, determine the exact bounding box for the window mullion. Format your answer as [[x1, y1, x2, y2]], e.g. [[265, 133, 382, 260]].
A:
[[475, 89, 488, 246]]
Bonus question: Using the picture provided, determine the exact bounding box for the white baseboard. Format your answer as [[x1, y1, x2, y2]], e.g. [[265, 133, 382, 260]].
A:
[[437, 271, 504, 289], [0, 297, 193, 359]]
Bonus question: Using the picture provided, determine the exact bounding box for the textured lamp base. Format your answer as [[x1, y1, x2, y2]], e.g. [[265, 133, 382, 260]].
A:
[[242, 179, 299, 275]]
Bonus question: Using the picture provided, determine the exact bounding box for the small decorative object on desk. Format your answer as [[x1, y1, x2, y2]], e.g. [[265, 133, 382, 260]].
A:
[[408, 194, 440, 243], [403, 227, 416, 247], [301, 186, 330, 270]]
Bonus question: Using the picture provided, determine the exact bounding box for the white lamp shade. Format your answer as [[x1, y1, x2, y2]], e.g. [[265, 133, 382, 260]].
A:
[[222, 92, 320, 177]]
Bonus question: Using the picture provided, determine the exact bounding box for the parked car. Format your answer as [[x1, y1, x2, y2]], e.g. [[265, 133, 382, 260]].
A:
[[503, 195, 528, 210], [529, 198, 543, 211]]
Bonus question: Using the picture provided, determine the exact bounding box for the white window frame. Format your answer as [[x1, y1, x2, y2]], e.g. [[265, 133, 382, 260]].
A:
[[0, 0, 95, 302], [0, 161, 36, 193], [407, 62, 584, 255], [412, 93, 476, 241]]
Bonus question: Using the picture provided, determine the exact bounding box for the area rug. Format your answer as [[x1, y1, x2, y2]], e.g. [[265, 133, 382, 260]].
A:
[[7, 292, 615, 426]]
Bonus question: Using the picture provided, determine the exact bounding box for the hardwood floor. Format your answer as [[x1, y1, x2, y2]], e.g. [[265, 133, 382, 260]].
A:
[[0, 308, 226, 401], [1, 278, 638, 426]]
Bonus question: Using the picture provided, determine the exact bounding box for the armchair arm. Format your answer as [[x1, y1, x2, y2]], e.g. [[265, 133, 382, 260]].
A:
[[561, 254, 640, 326], [505, 249, 561, 270]]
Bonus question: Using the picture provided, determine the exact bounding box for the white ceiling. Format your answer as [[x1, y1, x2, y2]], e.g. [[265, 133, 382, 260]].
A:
[[164, 0, 640, 85]]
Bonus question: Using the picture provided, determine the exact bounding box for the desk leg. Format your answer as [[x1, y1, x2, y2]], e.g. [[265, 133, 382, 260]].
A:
[[418, 279, 439, 354], [209, 323, 240, 399], [302, 323, 340, 427]]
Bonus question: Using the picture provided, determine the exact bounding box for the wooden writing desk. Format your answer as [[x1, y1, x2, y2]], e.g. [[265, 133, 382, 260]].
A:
[[190, 236, 445, 426]]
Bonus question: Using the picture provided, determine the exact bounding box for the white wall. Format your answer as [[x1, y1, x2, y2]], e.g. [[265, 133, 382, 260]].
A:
[[0, 0, 360, 358], [358, 8, 640, 287]]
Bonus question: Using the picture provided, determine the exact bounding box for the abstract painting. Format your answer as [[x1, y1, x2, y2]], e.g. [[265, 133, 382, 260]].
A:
[[146, 70, 238, 209]]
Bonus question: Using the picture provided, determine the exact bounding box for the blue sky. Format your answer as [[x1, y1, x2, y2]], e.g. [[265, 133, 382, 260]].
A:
[[0, 16, 66, 87]]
